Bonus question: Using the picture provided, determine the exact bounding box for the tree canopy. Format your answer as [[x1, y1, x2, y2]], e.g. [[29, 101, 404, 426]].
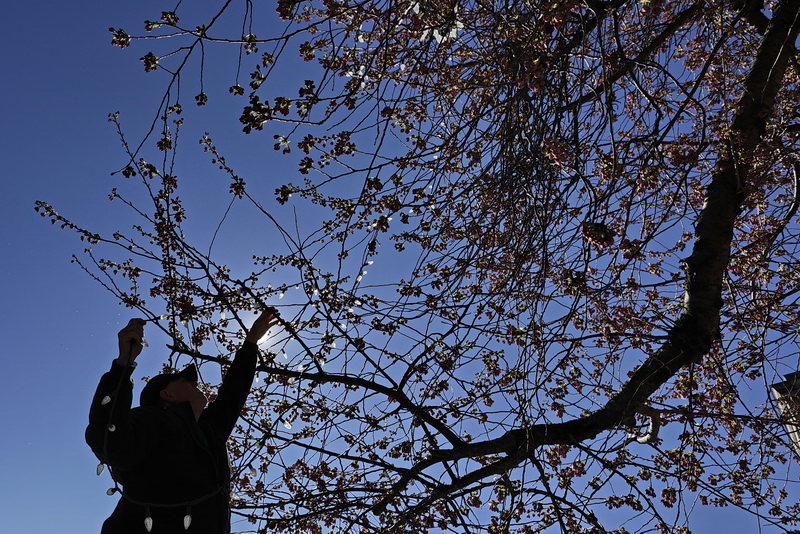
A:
[[37, 0, 800, 532]]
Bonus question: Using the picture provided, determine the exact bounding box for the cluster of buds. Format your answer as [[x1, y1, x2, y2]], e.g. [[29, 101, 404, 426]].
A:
[[580, 221, 615, 249]]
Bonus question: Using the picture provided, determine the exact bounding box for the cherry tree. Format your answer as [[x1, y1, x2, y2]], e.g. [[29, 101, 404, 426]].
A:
[[37, 0, 800, 532]]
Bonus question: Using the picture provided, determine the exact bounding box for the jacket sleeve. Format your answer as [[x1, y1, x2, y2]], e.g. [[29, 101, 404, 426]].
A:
[[85, 361, 166, 469], [201, 341, 258, 440]]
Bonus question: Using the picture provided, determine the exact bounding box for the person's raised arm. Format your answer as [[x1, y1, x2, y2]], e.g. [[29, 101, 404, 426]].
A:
[[115, 318, 146, 367], [202, 309, 280, 438], [87, 318, 162, 468]]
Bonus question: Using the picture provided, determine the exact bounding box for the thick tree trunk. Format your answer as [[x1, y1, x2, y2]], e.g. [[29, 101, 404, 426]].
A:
[[512, 0, 800, 454]]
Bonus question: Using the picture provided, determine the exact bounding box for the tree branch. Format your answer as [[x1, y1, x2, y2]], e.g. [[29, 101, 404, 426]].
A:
[[375, 0, 800, 505]]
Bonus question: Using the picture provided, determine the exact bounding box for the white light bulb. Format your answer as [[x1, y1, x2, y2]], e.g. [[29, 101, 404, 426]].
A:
[[106, 488, 117, 496], [96, 463, 105, 476], [101, 396, 111, 405], [184, 515, 192, 530], [144, 517, 153, 532], [108, 424, 116, 432]]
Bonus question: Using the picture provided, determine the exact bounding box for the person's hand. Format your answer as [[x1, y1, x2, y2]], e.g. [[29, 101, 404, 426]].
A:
[[245, 308, 280, 344], [115, 318, 146, 366]]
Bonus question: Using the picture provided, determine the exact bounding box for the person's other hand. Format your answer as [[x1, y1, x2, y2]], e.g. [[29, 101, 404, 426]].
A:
[[115, 318, 146, 366], [245, 309, 280, 344]]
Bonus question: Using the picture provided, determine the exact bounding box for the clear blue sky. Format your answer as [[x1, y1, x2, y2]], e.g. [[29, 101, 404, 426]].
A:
[[2, 0, 138, 528], [0, 1, 772, 533]]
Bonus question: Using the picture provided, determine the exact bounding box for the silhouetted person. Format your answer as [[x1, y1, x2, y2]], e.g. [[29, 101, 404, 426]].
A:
[[86, 310, 279, 533]]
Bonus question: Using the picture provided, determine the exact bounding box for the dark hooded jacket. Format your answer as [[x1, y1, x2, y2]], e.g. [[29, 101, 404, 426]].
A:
[[86, 342, 258, 533]]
